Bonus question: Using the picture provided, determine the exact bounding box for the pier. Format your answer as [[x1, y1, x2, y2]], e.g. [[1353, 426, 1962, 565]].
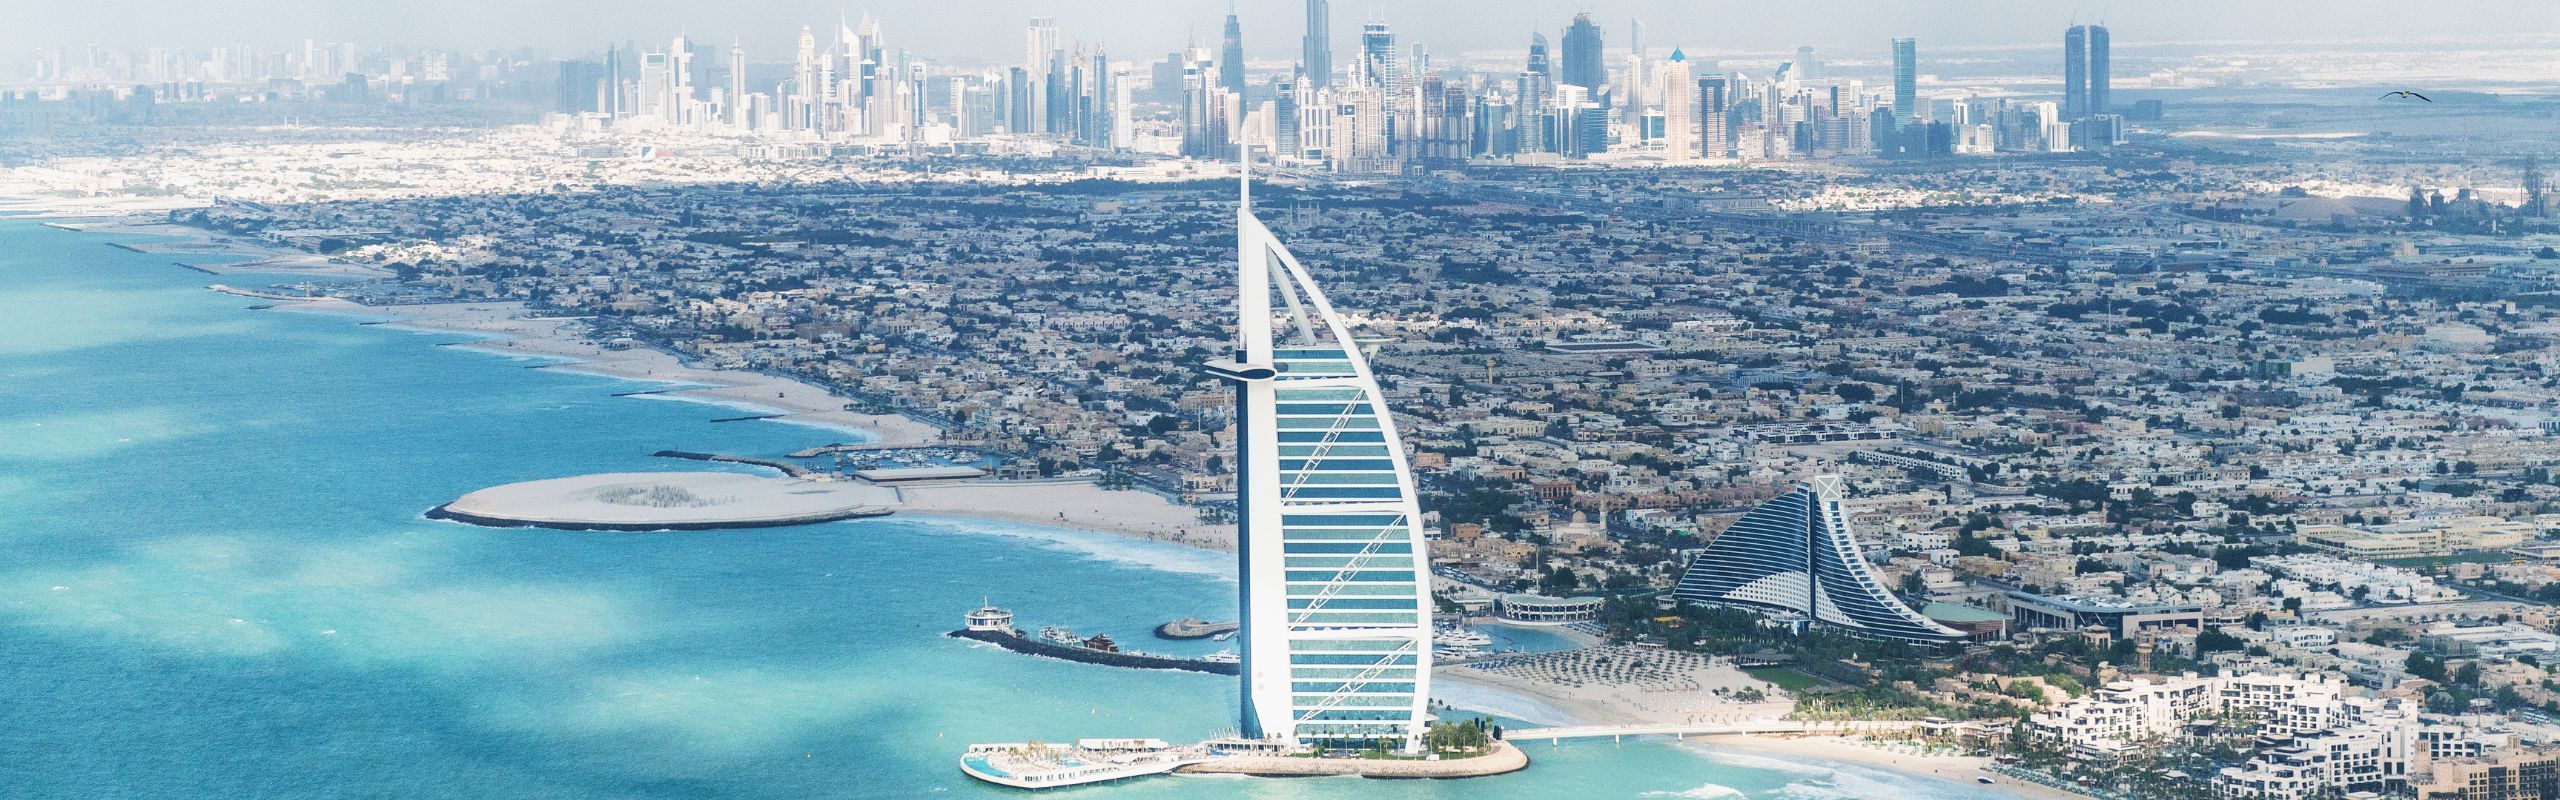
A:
[[948, 628, 1237, 675], [206, 284, 319, 302], [1507, 719, 1923, 744]]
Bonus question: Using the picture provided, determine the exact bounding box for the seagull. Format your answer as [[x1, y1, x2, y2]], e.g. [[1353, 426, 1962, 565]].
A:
[[2381, 91, 2433, 102]]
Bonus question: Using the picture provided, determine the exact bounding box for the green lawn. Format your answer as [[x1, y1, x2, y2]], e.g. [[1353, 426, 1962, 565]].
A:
[[1744, 666, 1831, 692]]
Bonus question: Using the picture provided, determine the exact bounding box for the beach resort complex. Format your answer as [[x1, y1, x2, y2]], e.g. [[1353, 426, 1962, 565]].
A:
[[1674, 476, 1965, 644]]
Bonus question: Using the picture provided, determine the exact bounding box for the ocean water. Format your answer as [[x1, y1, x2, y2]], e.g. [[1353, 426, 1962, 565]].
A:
[[0, 218, 2021, 799]]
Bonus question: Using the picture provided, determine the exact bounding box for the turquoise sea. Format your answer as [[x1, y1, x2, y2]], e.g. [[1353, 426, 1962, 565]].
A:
[[0, 218, 2022, 799]]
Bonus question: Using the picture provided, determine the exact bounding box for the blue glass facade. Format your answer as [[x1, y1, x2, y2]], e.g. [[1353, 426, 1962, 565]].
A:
[[1673, 476, 1962, 644]]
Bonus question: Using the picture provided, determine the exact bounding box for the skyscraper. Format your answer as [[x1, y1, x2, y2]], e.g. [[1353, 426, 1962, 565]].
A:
[[1659, 48, 1692, 160], [1221, 12, 1248, 96], [2087, 25, 2110, 116], [1890, 38, 1917, 125], [1526, 33, 1551, 79], [2063, 24, 2112, 118], [1302, 0, 1331, 88], [1673, 476, 1964, 644], [1025, 17, 1059, 132], [555, 58, 605, 115], [1698, 74, 1729, 158], [1559, 13, 1605, 93], [1358, 22, 1395, 90], [1210, 155, 1434, 753], [1795, 45, 1818, 81], [727, 39, 748, 128]]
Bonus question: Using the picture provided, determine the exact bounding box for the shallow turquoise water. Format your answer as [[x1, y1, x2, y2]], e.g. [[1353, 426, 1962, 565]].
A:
[[0, 219, 2020, 799]]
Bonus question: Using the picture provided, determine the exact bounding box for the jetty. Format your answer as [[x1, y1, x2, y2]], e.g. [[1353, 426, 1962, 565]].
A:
[[207, 284, 319, 302], [949, 627, 1236, 676], [952, 604, 1236, 676], [651, 449, 812, 478]]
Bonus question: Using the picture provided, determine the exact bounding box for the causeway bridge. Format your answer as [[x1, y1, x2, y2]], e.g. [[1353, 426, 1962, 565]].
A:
[[1508, 719, 1923, 743]]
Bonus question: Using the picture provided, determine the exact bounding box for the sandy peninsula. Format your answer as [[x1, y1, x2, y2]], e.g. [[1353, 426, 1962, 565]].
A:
[[432, 471, 897, 531], [41, 217, 396, 277], [256, 296, 1231, 544]]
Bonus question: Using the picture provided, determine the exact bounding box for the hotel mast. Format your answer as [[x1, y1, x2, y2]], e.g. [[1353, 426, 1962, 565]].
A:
[[1205, 150, 1434, 753]]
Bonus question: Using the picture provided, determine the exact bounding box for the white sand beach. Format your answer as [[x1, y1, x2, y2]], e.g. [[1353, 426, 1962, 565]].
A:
[[1435, 648, 2099, 800], [1712, 736, 2092, 800], [278, 298, 943, 445], [1442, 647, 1797, 726], [894, 480, 1235, 550]]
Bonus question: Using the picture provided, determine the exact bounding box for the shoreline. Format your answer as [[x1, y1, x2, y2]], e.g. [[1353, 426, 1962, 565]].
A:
[[1707, 735, 2094, 800], [22, 208, 2067, 799], [278, 297, 1237, 546], [22, 210, 1235, 548], [1431, 669, 2095, 800]]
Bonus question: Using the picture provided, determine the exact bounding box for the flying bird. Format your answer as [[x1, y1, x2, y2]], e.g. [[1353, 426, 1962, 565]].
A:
[[2381, 91, 2433, 102]]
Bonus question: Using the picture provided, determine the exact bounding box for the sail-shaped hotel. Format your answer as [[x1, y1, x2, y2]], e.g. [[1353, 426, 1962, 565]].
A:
[[1202, 164, 1435, 753]]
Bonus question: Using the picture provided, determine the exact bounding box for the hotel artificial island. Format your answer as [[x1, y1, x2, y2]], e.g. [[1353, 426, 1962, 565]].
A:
[[955, 152, 1957, 790]]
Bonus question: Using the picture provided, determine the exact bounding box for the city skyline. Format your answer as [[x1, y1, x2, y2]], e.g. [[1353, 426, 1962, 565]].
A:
[[9, 2, 2560, 799], [12, 0, 2556, 63]]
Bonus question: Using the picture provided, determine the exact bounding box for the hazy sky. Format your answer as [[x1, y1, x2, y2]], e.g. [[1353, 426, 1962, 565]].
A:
[[14, 0, 2559, 62]]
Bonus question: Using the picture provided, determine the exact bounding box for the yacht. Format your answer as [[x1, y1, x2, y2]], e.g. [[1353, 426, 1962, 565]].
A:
[[1435, 626, 1493, 648], [1433, 645, 1485, 661], [1201, 650, 1240, 664]]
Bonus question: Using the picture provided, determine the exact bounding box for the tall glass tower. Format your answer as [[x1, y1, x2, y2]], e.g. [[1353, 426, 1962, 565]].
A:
[[1208, 160, 1433, 753], [2063, 26, 2089, 117], [1302, 0, 1331, 88], [2086, 25, 2110, 116], [1221, 13, 1247, 96], [1890, 38, 1917, 125], [1559, 13, 1605, 93], [1358, 22, 1396, 91]]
